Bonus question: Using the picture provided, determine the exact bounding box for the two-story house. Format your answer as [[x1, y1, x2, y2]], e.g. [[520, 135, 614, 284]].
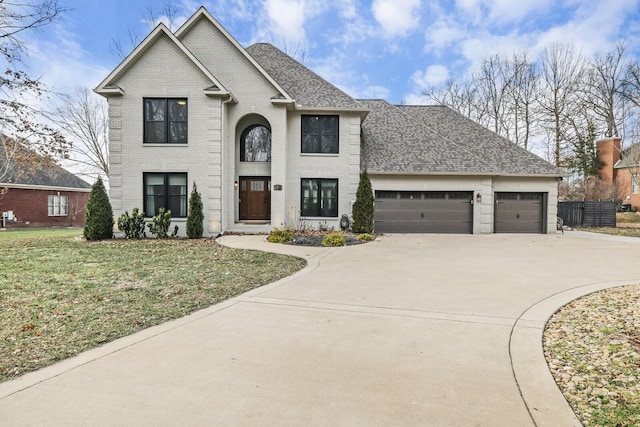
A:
[[95, 7, 564, 236]]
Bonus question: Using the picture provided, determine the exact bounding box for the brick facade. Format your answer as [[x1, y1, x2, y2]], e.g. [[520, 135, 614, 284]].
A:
[[0, 188, 89, 228]]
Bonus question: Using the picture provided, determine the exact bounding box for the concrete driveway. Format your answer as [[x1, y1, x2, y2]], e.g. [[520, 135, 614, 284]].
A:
[[2, 232, 640, 426]]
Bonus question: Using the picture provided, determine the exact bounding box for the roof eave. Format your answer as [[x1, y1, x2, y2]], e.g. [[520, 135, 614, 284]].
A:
[[0, 183, 92, 192], [366, 170, 566, 178]]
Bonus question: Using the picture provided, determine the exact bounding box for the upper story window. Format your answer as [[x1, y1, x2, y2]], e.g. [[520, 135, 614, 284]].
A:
[[301, 115, 339, 154], [144, 98, 187, 144], [48, 195, 68, 216], [241, 125, 271, 162]]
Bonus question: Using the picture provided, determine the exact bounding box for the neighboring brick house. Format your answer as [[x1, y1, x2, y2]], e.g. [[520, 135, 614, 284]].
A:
[[597, 137, 640, 210], [95, 7, 564, 235], [0, 145, 91, 228]]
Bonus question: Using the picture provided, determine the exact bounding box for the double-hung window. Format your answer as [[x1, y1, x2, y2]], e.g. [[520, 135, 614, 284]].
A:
[[301, 178, 338, 217], [48, 195, 68, 216], [143, 173, 188, 217], [633, 174, 639, 194], [144, 98, 187, 144], [301, 115, 339, 154]]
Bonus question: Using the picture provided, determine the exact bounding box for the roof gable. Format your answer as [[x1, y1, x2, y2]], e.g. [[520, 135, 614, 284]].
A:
[[360, 100, 564, 176], [94, 23, 230, 99], [175, 7, 292, 104], [246, 43, 367, 112]]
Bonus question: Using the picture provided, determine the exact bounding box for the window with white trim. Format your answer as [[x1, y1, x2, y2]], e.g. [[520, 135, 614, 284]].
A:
[[632, 174, 638, 194], [48, 195, 68, 216]]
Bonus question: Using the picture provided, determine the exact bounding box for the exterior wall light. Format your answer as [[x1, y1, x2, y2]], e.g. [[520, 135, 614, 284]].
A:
[[476, 192, 482, 203], [234, 180, 238, 190]]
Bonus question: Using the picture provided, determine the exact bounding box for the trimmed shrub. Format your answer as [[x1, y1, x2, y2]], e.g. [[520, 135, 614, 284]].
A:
[[84, 177, 114, 240], [147, 208, 172, 238], [117, 208, 146, 239], [267, 228, 293, 243], [351, 169, 374, 234], [186, 182, 204, 239], [322, 231, 345, 247], [357, 233, 374, 242]]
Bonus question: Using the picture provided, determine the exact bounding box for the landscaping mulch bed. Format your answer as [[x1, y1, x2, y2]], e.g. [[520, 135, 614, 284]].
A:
[[288, 231, 365, 246]]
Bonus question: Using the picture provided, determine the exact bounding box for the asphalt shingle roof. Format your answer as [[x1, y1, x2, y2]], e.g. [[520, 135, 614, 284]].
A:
[[360, 100, 564, 176], [246, 43, 365, 111], [0, 143, 91, 189], [616, 143, 640, 169]]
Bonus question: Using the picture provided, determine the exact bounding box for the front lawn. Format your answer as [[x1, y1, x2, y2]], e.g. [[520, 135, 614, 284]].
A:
[[0, 228, 306, 382]]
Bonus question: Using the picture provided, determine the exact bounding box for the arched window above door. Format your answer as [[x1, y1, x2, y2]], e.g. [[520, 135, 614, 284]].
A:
[[240, 125, 271, 162]]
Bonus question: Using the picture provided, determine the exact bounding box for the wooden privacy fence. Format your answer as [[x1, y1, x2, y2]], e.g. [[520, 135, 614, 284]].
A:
[[557, 201, 616, 228]]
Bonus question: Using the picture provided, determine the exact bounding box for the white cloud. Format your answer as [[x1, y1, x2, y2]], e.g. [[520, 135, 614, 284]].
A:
[[532, 0, 640, 57], [424, 16, 465, 53], [403, 92, 431, 105], [26, 24, 110, 93], [486, 0, 553, 25], [411, 65, 450, 89], [372, 0, 421, 37], [263, 0, 308, 46]]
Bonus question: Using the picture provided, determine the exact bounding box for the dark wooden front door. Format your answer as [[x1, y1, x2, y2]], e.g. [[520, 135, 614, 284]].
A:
[[239, 177, 271, 221]]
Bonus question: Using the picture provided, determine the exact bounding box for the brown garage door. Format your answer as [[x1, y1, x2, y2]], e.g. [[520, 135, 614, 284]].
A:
[[374, 191, 473, 233], [494, 192, 544, 233]]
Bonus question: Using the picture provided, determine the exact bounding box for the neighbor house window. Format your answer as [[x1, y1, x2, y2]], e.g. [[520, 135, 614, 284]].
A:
[[301, 178, 338, 217], [143, 173, 187, 217], [633, 174, 639, 194], [48, 195, 68, 216], [144, 98, 187, 143], [301, 115, 338, 153], [241, 125, 271, 162]]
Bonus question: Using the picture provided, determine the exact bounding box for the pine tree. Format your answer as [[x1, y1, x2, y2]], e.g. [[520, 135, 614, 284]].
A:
[[186, 182, 204, 239], [84, 177, 114, 240], [351, 169, 374, 233]]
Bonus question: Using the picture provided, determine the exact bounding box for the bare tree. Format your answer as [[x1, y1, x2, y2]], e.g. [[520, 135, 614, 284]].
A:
[[52, 88, 109, 182], [507, 52, 539, 150], [0, 0, 69, 183], [583, 42, 628, 138], [537, 43, 585, 166], [473, 54, 515, 137], [424, 80, 488, 127]]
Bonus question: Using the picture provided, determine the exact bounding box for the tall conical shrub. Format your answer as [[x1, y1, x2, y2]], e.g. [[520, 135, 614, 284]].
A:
[[351, 169, 374, 233], [186, 182, 204, 239], [84, 177, 114, 240]]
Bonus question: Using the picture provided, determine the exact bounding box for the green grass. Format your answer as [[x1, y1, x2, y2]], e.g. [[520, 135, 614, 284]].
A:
[[0, 228, 306, 382]]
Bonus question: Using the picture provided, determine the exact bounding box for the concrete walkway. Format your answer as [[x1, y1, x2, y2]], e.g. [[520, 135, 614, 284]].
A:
[[2, 232, 640, 426]]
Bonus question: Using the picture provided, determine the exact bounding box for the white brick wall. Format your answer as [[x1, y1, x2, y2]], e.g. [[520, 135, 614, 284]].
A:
[[108, 34, 224, 236]]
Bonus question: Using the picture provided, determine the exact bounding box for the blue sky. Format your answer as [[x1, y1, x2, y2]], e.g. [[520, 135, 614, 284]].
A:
[[23, 0, 640, 105]]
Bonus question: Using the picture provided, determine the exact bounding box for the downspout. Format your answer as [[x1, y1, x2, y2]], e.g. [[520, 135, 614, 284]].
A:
[[219, 94, 235, 236]]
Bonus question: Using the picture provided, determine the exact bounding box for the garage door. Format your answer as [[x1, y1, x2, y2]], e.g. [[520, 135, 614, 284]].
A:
[[374, 191, 473, 233], [494, 192, 544, 233]]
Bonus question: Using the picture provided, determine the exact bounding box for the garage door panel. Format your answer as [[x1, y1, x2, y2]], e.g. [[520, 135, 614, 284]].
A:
[[374, 192, 473, 234], [494, 193, 543, 233]]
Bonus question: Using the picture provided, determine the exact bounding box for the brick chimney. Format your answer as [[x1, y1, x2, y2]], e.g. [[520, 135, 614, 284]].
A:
[[596, 137, 621, 184]]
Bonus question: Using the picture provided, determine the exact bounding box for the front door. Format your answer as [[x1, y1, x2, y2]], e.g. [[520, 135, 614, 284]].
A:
[[239, 177, 271, 221]]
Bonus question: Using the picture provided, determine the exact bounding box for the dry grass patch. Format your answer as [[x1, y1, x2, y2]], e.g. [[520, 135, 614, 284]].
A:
[[544, 285, 640, 426], [0, 229, 306, 382]]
